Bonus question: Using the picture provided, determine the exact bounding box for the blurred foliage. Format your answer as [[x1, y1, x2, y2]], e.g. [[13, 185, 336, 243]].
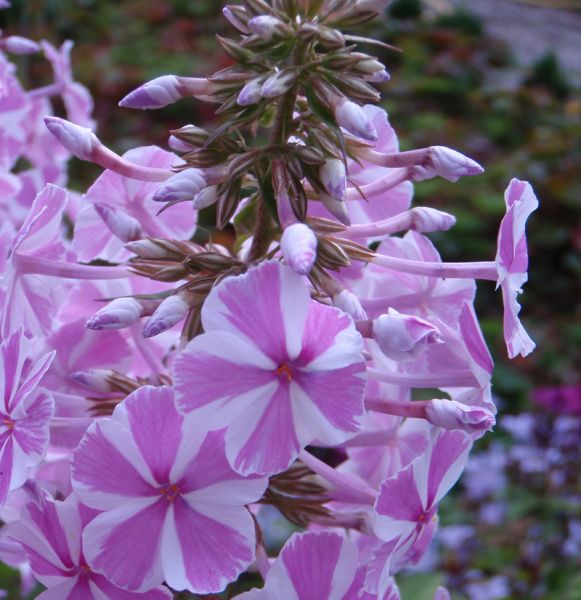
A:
[[0, 0, 579, 598]]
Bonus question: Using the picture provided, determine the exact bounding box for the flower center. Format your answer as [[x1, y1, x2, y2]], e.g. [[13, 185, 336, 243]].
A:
[[159, 483, 180, 502], [2, 418, 14, 431], [275, 363, 293, 382]]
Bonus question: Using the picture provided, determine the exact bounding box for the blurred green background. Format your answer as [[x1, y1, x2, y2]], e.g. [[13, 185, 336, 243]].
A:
[[0, 0, 579, 598]]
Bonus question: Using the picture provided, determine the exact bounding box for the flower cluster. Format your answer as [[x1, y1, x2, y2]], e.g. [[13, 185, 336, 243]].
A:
[[0, 0, 539, 598]]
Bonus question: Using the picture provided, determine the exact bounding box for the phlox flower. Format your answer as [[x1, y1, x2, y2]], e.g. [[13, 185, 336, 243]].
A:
[[173, 260, 367, 476], [240, 531, 359, 599], [8, 492, 171, 599], [495, 178, 539, 358], [72, 385, 267, 594], [0, 329, 54, 506]]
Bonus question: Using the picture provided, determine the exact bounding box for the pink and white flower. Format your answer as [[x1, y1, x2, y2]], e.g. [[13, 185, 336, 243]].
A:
[[0, 329, 54, 506], [72, 385, 267, 594], [173, 260, 367, 475], [495, 178, 539, 358], [8, 492, 172, 599]]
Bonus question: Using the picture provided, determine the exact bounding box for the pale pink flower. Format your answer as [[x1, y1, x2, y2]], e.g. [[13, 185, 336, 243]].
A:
[[173, 260, 367, 475], [240, 531, 359, 599], [72, 385, 267, 594], [73, 146, 193, 262], [0, 329, 54, 506], [495, 178, 539, 358], [8, 492, 172, 599]]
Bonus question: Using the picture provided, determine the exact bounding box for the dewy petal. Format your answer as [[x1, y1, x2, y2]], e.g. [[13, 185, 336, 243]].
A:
[[162, 497, 255, 593], [82, 498, 167, 592], [72, 419, 157, 509], [202, 261, 310, 362]]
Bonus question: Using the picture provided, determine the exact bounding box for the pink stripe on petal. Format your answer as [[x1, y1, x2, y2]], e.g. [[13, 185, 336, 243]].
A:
[[171, 497, 255, 593], [426, 430, 472, 506], [73, 421, 155, 506], [35, 577, 87, 600], [376, 463, 424, 523], [13, 391, 53, 458], [174, 331, 274, 416], [83, 499, 167, 592], [282, 532, 342, 600], [122, 386, 182, 484], [17, 541, 71, 579], [293, 363, 365, 443], [0, 437, 14, 505], [0, 330, 26, 410], [203, 262, 291, 362], [11, 349, 54, 411], [228, 383, 300, 476]]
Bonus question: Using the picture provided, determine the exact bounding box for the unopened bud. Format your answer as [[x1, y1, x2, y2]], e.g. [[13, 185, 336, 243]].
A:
[[410, 207, 456, 232], [354, 57, 385, 75], [223, 6, 250, 34], [3, 36, 40, 55], [280, 223, 317, 276], [333, 290, 368, 321], [94, 203, 142, 242], [153, 169, 207, 203], [248, 15, 288, 40], [192, 185, 219, 211], [69, 369, 116, 394], [372, 308, 441, 361], [124, 239, 174, 259], [143, 294, 191, 338], [320, 158, 346, 202], [412, 146, 484, 183], [333, 99, 377, 142], [365, 69, 391, 83], [261, 69, 297, 99], [119, 76, 215, 110], [320, 192, 351, 226], [44, 116, 100, 161], [86, 297, 144, 330], [425, 399, 496, 433], [168, 135, 194, 153], [237, 77, 265, 106], [170, 124, 210, 147]]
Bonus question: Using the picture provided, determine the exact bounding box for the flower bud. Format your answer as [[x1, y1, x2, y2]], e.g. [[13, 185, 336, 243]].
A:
[[124, 239, 173, 259], [3, 36, 40, 55], [261, 69, 297, 99], [319, 192, 351, 226], [410, 207, 456, 233], [223, 6, 250, 34], [153, 169, 207, 203], [425, 399, 496, 433], [333, 99, 377, 142], [93, 203, 142, 242], [248, 15, 288, 40], [69, 369, 116, 394], [192, 185, 219, 211], [280, 223, 317, 276], [143, 294, 191, 338], [355, 57, 386, 75], [372, 308, 441, 361], [411, 146, 484, 183], [365, 69, 391, 83], [320, 158, 346, 202], [333, 290, 368, 321], [168, 135, 194, 152], [44, 116, 100, 161], [86, 297, 144, 330], [237, 77, 265, 106]]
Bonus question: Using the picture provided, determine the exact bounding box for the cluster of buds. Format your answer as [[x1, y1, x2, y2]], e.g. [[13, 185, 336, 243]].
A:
[[0, 1, 539, 599]]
